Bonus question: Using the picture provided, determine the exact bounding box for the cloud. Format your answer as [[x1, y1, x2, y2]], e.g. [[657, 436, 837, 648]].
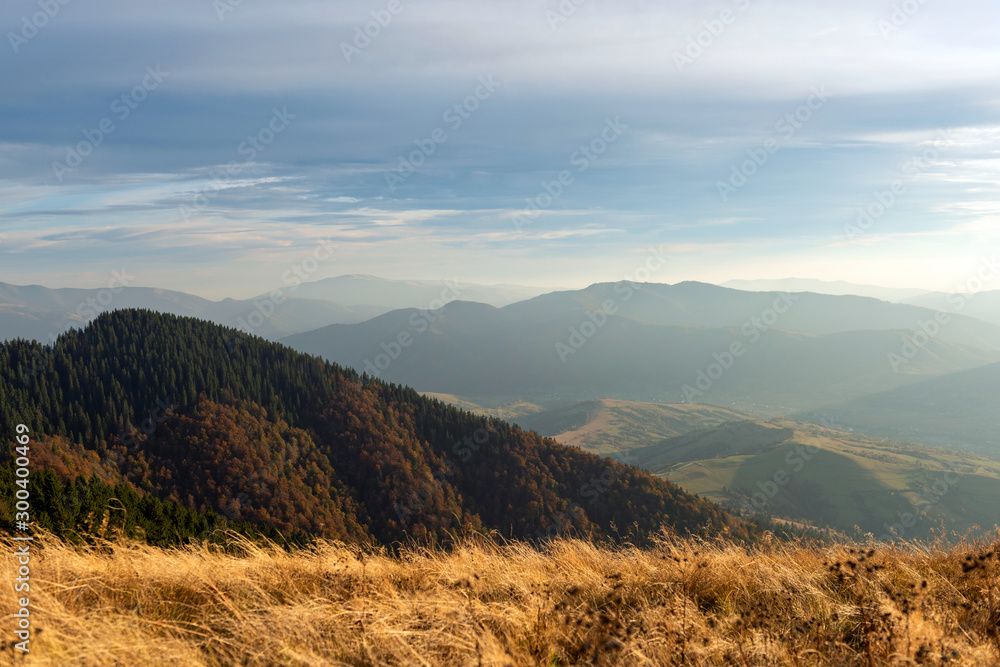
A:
[[1, 0, 999, 296]]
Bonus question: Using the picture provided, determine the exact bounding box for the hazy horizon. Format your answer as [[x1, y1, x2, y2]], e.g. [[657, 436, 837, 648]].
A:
[[2, 272, 988, 303]]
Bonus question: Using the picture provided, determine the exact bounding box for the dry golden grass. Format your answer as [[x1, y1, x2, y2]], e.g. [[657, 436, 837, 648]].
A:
[[3, 531, 999, 666]]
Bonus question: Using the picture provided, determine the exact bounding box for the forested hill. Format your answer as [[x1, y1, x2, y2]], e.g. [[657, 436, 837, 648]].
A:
[[0, 309, 751, 546]]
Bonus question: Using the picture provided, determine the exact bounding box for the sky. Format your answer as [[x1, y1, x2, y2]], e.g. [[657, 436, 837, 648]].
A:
[[1, 0, 998, 300]]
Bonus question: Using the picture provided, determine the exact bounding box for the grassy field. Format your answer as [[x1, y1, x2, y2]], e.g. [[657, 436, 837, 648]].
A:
[[420, 393, 547, 423], [420, 396, 748, 455], [515, 400, 749, 454], [4, 532, 1000, 666]]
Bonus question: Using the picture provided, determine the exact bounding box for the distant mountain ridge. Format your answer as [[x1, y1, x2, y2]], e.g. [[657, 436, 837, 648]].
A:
[[284, 283, 1000, 414], [0, 282, 387, 343], [0, 275, 551, 344], [501, 281, 1000, 348], [723, 278, 930, 302], [903, 290, 1000, 326], [263, 274, 551, 309]]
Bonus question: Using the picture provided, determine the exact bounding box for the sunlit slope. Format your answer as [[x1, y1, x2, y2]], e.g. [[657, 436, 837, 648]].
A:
[[621, 421, 1000, 539], [513, 399, 748, 453], [419, 393, 547, 422], [616, 420, 795, 468]]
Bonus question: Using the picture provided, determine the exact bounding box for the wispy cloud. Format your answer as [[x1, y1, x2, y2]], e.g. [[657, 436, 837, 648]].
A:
[[1, 0, 999, 296]]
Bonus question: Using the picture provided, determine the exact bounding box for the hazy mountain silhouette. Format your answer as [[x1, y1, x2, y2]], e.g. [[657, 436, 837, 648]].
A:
[[722, 278, 929, 302], [903, 290, 1000, 326], [272, 274, 550, 309], [284, 286, 1000, 411], [501, 282, 1000, 348], [803, 361, 1000, 455], [0, 282, 386, 343]]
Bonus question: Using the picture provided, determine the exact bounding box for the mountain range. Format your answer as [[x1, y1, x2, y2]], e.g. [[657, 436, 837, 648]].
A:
[[721, 278, 931, 302], [903, 290, 1000, 326], [268, 274, 550, 309], [0, 282, 385, 343], [284, 282, 1000, 414], [0, 310, 758, 545], [6, 276, 1000, 459], [0, 275, 549, 344]]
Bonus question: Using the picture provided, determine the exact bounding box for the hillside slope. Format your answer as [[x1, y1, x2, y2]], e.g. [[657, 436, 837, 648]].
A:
[[803, 362, 1000, 456], [905, 289, 1000, 326], [619, 420, 1000, 539], [618, 421, 795, 470], [0, 309, 750, 545]]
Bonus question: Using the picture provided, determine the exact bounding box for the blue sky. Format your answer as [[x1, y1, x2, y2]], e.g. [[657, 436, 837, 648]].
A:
[[1, 0, 998, 299]]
